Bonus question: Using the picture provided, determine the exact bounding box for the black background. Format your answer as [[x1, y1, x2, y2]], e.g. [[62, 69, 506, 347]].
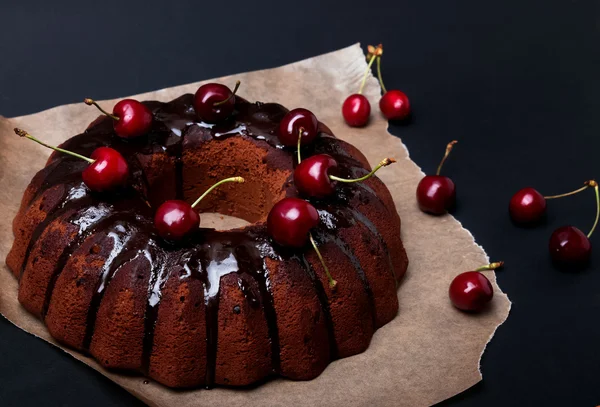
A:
[[1, 0, 599, 405]]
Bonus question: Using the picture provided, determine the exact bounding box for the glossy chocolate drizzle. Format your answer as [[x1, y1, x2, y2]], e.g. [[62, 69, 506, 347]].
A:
[[18, 94, 395, 387]]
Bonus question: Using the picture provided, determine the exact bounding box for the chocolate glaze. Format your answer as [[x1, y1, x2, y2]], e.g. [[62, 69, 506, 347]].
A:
[[18, 94, 388, 387]]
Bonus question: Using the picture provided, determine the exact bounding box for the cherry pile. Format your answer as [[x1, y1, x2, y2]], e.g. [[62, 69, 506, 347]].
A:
[[342, 44, 411, 127]]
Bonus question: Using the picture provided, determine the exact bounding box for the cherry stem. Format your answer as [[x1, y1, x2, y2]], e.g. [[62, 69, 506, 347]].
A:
[[14, 128, 94, 164], [309, 233, 337, 288], [475, 261, 504, 272], [436, 140, 458, 176], [376, 56, 387, 93], [213, 80, 241, 107], [587, 180, 599, 238], [330, 158, 396, 183], [297, 128, 303, 164], [191, 176, 245, 208], [358, 53, 378, 95], [544, 180, 594, 200], [84, 98, 119, 121]]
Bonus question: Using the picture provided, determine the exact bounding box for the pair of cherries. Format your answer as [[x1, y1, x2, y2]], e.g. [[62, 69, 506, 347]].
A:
[[342, 44, 411, 127], [84, 79, 241, 137], [14, 98, 156, 192], [510, 181, 599, 269], [14, 99, 158, 191]]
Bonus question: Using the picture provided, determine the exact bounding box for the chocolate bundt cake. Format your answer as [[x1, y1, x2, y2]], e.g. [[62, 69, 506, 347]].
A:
[[7, 93, 408, 388]]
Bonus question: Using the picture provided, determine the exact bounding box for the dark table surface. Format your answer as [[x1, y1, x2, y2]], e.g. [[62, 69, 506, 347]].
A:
[[1, 0, 598, 405]]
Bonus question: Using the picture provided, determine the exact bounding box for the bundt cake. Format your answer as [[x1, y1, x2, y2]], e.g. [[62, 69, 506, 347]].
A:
[[6, 90, 408, 388]]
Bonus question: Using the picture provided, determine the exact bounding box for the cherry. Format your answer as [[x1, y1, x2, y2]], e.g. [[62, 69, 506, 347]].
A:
[[82, 147, 129, 192], [278, 108, 319, 147], [509, 187, 546, 224], [84, 98, 152, 138], [449, 262, 503, 312], [549, 226, 592, 269], [379, 90, 410, 120], [548, 180, 598, 269], [342, 44, 382, 127], [509, 181, 593, 225], [416, 141, 457, 215], [342, 95, 371, 127], [154, 176, 244, 241], [267, 197, 336, 287], [14, 128, 128, 192], [294, 154, 395, 198], [193, 80, 240, 123], [267, 198, 319, 248], [369, 46, 411, 121]]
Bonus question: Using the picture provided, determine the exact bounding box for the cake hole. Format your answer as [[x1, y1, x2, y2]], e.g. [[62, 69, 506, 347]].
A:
[[179, 296, 185, 302], [89, 244, 101, 254], [149, 138, 290, 225], [233, 305, 241, 314]]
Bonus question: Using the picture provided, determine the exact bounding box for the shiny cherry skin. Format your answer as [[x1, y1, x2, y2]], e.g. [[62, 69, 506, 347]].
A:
[[449, 271, 494, 312], [294, 154, 338, 198], [154, 200, 200, 241], [379, 90, 410, 120], [416, 175, 456, 214], [112, 99, 153, 138], [267, 198, 319, 248], [81, 147, 129, 192], [194, 83, 236, 123], [549, 226, 591, 269], [509, 187, 546, 224], [342, 94, 371, 127], [278, 108, 319, 147]]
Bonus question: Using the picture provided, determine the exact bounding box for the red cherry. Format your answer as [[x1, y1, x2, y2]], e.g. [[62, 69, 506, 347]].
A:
[[154, 176, 244, 241], [341, 44, 383, 128], [82, 147, 129, 192], [14, 128, 129, 192], [416, 175, 456, 215], [449, 271, 494, 312], [416, 141, 458, 215], [547, 180, 599, 270], [509, 182, 594, 225], [342, 94, 371, 127], [294, 154, 338, 198], [549, 226, 592, 269], [85, 98, 152, 138], [509, 187, 546, 224], [267, 197, 337, 287], [294, 154, 396, 198], [267, 197, 319, 248], [154, 200, 200, 241], [379, 90, 410, 120], [193, 81, 240, 123], [278, 108, 319, 147], [369, 44, 411, 121]]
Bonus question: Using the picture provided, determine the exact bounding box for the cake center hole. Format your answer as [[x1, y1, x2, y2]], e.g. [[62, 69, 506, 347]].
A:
[[181, 138, 290, 224]]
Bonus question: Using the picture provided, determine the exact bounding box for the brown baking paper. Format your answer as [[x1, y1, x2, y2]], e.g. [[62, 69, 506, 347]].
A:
[[0, 44, 510, 406]]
